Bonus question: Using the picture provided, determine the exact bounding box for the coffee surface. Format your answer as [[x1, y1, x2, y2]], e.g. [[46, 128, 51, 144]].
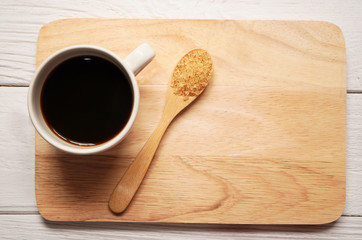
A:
[[41, 56, 133, 146]]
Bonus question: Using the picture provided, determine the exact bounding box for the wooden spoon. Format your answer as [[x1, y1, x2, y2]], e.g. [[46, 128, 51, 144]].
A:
[[109, 49, 213, 214]]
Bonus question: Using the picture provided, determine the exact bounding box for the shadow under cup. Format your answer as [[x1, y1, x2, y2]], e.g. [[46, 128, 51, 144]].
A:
[[28, 46, 140, 155]]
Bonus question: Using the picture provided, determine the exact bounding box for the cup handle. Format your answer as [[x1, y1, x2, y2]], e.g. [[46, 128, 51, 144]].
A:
[[124, 43, 155, 76]]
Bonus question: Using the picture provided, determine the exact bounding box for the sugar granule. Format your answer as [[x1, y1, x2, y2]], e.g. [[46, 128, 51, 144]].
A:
[[171, 49, 213, 100]]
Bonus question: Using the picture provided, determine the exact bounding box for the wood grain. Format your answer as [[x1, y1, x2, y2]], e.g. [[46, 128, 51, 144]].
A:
[[2, 1, 362, 238], [1, 0, 362, 91], [33, 19, 346, 224], [2, 87, 361, 215], [1, 215, 362, 240], [2, 87, 360, 217]]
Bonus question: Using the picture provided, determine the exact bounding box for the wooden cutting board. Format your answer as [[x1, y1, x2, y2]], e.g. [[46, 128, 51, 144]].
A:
[[35, 19, 346, 224]]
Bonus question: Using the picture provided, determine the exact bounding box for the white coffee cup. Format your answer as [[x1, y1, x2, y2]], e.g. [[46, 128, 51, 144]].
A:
[[28, 44, 155, 154]]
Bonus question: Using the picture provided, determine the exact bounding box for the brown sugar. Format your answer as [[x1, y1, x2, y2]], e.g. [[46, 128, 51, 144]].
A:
[[171, 49, 213, 100]]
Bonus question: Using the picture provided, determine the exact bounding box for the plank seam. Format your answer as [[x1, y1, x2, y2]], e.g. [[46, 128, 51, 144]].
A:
[[2, 85, 362, 94], [0, 212, 361, 217]]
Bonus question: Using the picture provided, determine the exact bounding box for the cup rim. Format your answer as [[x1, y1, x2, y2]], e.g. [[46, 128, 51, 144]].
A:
[[28, 45, 140, 155]]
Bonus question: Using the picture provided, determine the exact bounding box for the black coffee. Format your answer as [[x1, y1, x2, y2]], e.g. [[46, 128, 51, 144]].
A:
[[41, 56, 133, 146]]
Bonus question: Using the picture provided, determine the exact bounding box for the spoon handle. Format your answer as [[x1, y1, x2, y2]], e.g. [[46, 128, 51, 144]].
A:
[[109, 116, 171, 213]]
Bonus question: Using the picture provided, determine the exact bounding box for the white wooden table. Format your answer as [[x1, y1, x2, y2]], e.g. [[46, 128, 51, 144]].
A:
[[1, 1, 362, 239]]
